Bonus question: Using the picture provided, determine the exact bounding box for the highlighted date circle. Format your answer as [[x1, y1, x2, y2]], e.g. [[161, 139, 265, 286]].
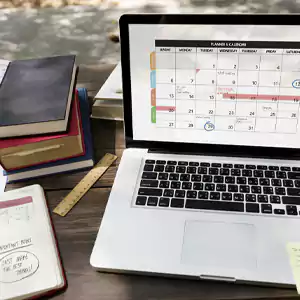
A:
[[292, 79, 300, 88]]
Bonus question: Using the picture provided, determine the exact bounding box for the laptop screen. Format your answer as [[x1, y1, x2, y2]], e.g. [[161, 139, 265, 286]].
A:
[[128, 24, 300, 149]]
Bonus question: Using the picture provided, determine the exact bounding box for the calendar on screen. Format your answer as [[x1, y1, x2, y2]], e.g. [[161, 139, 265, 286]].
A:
[[149, 40, 300, 134]]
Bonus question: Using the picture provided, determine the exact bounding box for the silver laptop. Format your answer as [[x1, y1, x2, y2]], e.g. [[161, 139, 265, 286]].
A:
[[91, 14, 300, 287]]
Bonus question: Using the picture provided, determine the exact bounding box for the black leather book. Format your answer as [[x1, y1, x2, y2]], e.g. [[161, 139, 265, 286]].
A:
[[0, 55, 77, 138]]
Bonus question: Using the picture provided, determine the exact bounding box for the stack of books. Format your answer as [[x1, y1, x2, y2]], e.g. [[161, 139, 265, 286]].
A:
[[0, 56, 94, 183], [91, 62, 123, 120]]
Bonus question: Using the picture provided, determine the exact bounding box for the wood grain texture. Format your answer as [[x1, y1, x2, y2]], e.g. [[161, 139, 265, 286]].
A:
[[4, 65, 300, 299]]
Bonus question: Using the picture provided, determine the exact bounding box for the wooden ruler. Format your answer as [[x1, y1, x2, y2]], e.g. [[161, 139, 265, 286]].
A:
[[53, 153, 118, 217]]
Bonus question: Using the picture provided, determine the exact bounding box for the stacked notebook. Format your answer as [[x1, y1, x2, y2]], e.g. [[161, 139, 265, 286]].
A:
[[0, 55, 94, 182], [0, 185, 66, 300]]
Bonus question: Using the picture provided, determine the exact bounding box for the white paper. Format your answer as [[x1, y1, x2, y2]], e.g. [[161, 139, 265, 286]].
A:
[[0, 167, 7, 194], [0, 59, 10, 85]]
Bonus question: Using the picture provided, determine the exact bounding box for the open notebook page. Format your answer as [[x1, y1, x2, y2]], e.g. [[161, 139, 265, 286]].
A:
[[0, 185, 64, 300]]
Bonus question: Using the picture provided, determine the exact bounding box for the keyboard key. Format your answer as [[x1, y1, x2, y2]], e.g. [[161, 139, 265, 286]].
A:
[[209, 168, 219, 175], [281, 166, 291, 171], [171, 181, 181, 189], [242, 170, 252, 177], [282, 196, 300, 205], [158, 173, 168, 180], [159, 197, 170, 207], [142, 172, 157, 179], [214, 176, 224, 183], [216, 184, 226, 191], [240, 185, 250, 193], [154, 165, 164, 172], [147, 197, 158, 206], [222, 193, 232, 201], [193, 183, 204, 190], [237, 177, 246, 184], [187, 167, 196, 174], [271, 179, 282, 186], [234, 164, 244, 169], [176, 166, 186, 173], [260, 178, 270, 186], [180, 174, 190, 181], [283, 180, 293, 187], [185, 199, 244, 212], [171, 198, 184, 208], [212, 163, 222, 167], [136, 196, 147, 206], [246, 203, 259, 213], [175, 190, 185, 198], [257, 165, 267, 170], [258, 195, 268, 203], [248, 178, 258, 185], [269, 166, 279, 170], [220, 168, 230, 175], [288, 172, 300, 180], [246, 165, 256, 169], [169, 173, 179, 181], [274, 209, 285, 215], [167, 161, 177, 165], [182, 182, 192, 190], [198, 167, 208, 174], [210, 192, 220, 200], [277, 171, 287, 179], [178, 161, 188, 166], [254, 170, 264, 177], [228, 185, 238, 192], [270, 195, 280, 204], [261, 204, 272, 214], [246, 194, 256, 202], [263, 187, 274, 194], [295, 180, 300, 187], [140, 180, 159, 188], [265, 171, 275, 178], [223, 163, 233, 168], [286, 205, 298, 215], [292, 167, 300, 172], [203, 175, 213, 182], [275, 187, 286, 195], [231, 169, 241, 176], [159, 181, 170, 188], [189, 161, 199, 166], [144, 164, 154, 171], [200, 162, 210, 167], [251, 186, 261, 194], [145, 160, 155, 164], [139, 188, 162, 196], [205, 183, 215, 191], [198, 191, 209, 199], [156, 160, 166, 165], [234, 193, 244, 201], [191, 175, 201, 182], [225, 176, 235, 184], [287, 188, 300, 196], [165, 165, 175, 172], [187, 191, 197, 199], [163, 189, 174, 197]]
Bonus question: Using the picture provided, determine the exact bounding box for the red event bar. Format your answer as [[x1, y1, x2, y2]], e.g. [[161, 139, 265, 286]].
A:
[[156, 106, 176, 111], [0, 196, 33, 209], [223, 93, 300, 101]]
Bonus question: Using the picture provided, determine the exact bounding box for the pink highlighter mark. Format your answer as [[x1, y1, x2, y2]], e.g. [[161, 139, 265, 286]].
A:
[[156, 106, 176, 112], [223, 93, 300, 101], [196, 68, 200, 74], [0, 196, 33, 209]]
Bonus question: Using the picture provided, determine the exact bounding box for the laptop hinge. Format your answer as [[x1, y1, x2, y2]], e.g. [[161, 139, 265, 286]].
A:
[[199, 274, 236, 283]]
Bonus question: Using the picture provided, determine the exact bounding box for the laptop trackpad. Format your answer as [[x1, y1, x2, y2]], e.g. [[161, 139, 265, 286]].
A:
[[181, 220, 257, 270]]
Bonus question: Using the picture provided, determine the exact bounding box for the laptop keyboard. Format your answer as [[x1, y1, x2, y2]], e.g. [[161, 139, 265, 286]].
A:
[[135, 159, 300, 216]]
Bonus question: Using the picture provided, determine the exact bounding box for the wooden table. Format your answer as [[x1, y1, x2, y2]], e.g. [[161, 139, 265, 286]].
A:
[[5, 65, 300, 300]]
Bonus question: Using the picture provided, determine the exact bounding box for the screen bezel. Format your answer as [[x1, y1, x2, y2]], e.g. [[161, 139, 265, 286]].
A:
[[119, 14, 300, 159]]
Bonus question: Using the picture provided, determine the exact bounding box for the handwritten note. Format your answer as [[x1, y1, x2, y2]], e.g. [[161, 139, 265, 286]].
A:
[[287, 243, 300, 294], [0, 59, 10, 85]]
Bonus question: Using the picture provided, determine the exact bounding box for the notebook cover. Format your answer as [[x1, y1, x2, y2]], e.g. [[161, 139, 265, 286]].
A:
[[4, 88, 94, 179], [0, 94, 79, 149], [0, 55, 75, 126]]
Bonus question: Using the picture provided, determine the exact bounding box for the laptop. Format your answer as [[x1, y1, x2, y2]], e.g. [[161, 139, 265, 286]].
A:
[[91, 14, 300, 287]]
